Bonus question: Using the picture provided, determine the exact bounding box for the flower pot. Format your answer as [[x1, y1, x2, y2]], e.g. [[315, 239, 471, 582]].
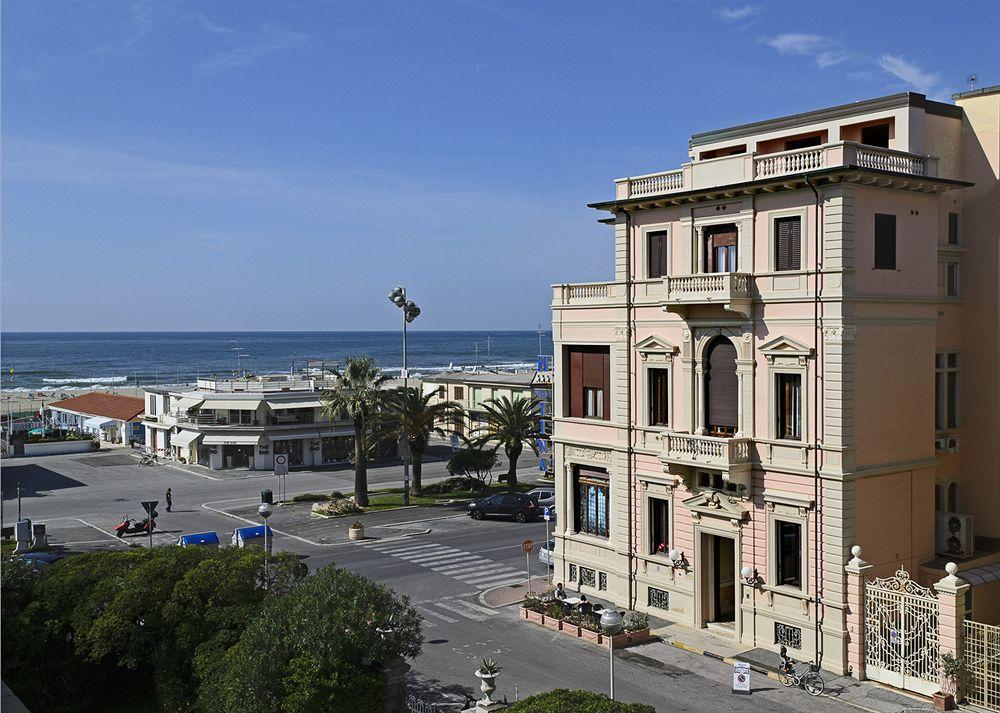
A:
[[348, 526, 364, 541], [932, 692, 955, 711], [475, 670, 500, 705]]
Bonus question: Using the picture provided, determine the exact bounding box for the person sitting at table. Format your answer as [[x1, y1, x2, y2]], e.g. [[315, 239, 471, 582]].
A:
[[554, 583, 567, 600], [577, 595, 592, 615]]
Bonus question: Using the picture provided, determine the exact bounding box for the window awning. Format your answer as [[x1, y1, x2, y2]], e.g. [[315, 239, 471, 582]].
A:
[[266, 398, 324, 410], [268, 429, 324, 442], [958, 562, 1000, 587], [171, 430, 201, 448], [83, 416, 115, 429], [171, 396, 204, 412], [200, 399, 262, 411], [203, 433, 262, 446]]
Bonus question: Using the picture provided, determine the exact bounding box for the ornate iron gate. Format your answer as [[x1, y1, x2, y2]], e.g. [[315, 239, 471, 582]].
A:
[[864, 568, 940, 695], [964, 619, 1000, 711]]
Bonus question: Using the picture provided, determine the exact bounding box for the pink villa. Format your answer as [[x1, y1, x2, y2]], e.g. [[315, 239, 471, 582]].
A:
[[550, 87, 999, 679]]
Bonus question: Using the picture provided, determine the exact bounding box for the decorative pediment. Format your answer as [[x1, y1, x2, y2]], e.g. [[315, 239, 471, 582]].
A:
[[682, 489, 747, 521], [635, 335, 678, 355], [758, 335, 814, 365]]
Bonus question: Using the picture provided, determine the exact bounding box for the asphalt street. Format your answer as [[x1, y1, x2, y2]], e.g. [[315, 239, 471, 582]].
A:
[[1, 450, 856, 713]]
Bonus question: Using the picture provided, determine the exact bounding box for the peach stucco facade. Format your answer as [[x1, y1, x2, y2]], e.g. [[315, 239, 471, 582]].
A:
[[550, 88, 1000, 675]]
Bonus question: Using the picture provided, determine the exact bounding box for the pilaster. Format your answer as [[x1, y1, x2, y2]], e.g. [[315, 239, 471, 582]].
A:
[[933, 563, 970, 699]]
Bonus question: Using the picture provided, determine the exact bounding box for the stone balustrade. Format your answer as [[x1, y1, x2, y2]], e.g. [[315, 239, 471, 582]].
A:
[[625, 169, 685, 198], [663, 272, 752, 316], [551, 281, 625, 306], [662, 433, 753, 469], [753, 146, 825, 178]]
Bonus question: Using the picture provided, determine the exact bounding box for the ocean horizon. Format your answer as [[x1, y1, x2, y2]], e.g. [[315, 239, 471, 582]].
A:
[[1, 330, 554, 392]]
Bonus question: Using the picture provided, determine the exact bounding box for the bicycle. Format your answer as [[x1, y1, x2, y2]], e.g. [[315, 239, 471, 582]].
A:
[[777, 646, 825, 696], [138, 453, 159, 467]]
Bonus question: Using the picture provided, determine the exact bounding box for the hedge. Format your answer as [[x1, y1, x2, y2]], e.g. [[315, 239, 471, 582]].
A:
[[506, 689, 656, 713]]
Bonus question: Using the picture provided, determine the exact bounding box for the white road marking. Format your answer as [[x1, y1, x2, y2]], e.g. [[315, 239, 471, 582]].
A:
[[462, 570, 525, 586], [431, 560, 494, 574], [453, 566, 516, 581], [402, 551, 475, 564], [440, 599, 498, 617], [433, 601, 491, 622], [370, 543, 451, 555], [421, 608, 459, 624], [474, 576, 526, 589]]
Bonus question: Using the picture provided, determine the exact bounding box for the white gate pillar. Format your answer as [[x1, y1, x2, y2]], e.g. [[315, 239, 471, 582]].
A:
[[845, 545, 873, 680], [933, 563, 969, 700]]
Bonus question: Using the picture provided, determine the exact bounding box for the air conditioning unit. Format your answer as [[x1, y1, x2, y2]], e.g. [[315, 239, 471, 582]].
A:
[[935, 511, 974, 558]]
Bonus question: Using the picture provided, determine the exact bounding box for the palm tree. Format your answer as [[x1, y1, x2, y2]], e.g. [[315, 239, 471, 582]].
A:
[[387, 387, 464, 497], [471, 395, 540, 488], [322, 355, 389, 507]]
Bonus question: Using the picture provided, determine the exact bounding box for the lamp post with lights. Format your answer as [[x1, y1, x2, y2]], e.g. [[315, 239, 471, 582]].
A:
[[388, 286, 420, 506]]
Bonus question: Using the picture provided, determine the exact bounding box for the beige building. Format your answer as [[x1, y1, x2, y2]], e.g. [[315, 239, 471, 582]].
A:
[[551, 87, 999, 675]]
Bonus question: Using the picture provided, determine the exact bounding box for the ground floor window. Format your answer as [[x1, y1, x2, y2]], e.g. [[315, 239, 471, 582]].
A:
[[273, 438, 304, 466], [580, 567, 596, 588], [574, 467, 609, 537], [648, 497, 670, 555], [648, 587, 670, 610], [321, 435, 353, 463], [568, 564, 578, 582], [775, 520, 802, 588]]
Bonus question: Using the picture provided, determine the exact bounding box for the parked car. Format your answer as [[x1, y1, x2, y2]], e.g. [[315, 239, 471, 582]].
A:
[[538, 539, 555, 567], [468, 492, 540, 523], [527, 487, 555, 508]]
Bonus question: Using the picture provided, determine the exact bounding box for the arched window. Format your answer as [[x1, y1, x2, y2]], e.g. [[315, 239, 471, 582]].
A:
[[705, 337, 738, 437], [934, 485, 943, 511], [947, 483, 959, 513]]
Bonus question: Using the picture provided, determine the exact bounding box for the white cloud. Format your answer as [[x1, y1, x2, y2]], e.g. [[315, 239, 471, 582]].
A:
[[877, 54, 941, 95], [718, 5, 759, 21], [197, 25, 307, 73], [763, 33, 846, 68]]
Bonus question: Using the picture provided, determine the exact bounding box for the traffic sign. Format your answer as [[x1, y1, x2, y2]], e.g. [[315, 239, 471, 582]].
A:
[[141, 500, 158, 516], [543, 506, 551, 522], [521, 538, 534, 554], [274, 453, 288, 476], [732, 662, 751, 694]]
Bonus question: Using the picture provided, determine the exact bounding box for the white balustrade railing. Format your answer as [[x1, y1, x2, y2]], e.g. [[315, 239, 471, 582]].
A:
[[855, 146, 925, 176], [665, 273, 751, 300], [665, 433, 752, 465], [628, 170, 684, 197], [754, 147, 825, 178], [553, 281, 623, 305]]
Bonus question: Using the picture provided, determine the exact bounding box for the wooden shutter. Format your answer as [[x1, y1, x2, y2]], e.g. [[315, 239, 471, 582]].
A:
[[706, 338, 738, 431], [776, 217, 801, 271], [568, 348, 583, 418], [601, 350, 611, 420], [647, 231, 668, 278], [875, 213, 896, 269], [948, 213, 959, 245]]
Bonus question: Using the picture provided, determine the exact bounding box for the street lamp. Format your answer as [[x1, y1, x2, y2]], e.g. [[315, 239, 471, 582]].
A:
[[388, 286, 420, 506], [600, 609, 624, 700], [258, 502, 273, 590], [741, 564, 761, 587]]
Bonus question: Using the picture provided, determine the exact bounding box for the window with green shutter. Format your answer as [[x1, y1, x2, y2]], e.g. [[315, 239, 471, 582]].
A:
[[775, 216, 801, 271]]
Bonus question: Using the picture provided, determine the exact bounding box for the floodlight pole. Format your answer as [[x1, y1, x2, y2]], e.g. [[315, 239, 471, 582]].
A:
[[401, 287, 410, 507]]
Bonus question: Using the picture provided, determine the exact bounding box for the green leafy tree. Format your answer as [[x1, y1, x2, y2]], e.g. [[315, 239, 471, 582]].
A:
[[471, 395, 540, 487], [196, 566, 422, 713], [387, 386, 463, 496], [506, 689, 656, 713], [322, 355, 390, 506], [446, 446, 499, 487]]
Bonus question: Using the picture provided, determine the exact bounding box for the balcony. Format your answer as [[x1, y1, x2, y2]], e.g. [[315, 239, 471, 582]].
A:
[[663, 272, 751, 317], [659, 433, 753, 471], [552, 281, 625, 308], [614, 142, 939, 200]]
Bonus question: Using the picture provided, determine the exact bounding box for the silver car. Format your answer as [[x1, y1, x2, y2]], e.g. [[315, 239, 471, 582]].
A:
[[538, 539, 555, 567], [528, 487, 555, 508]]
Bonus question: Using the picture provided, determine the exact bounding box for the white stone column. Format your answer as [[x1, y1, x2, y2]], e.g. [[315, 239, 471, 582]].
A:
[[695, 226, 705, 274], [562, 463, 574, 535], [735, 371, 744, 437]]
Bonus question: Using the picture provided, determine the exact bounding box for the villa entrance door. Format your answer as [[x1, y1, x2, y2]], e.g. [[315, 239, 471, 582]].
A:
[[703, 533, 736, 625]]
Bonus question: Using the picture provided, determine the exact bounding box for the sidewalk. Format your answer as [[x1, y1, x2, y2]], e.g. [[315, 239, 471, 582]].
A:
[[650, 622, 935, 713]]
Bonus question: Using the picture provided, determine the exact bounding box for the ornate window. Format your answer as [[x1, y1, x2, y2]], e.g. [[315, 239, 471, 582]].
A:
[[580, 567, 597, 588], [775, 622, 802, 649], [569, 564, 578, 582], [598, 572, 607, 591], [574, 467, 609, 538], [648, 587, 670, 610]]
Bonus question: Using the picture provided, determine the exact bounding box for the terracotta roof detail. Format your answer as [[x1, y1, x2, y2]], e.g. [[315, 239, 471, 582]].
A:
[[48, 393, 145, 422]]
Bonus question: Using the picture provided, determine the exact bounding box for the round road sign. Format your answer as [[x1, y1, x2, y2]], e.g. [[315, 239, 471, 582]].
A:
[[521, 538, 534, 554]]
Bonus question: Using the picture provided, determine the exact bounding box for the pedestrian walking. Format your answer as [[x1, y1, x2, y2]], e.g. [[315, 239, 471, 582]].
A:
[[165, 487, 172, 513]]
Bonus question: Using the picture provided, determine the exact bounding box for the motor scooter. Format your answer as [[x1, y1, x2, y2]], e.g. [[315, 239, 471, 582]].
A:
[[114, 512, 157, 538]]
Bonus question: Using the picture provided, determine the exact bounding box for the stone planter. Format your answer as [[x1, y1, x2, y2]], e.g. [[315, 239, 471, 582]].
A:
[[579, 627, 602, 643], [475, 670, 501, 707], [563, 623, 582, 638], [519, 608, 652, 650], [607, 628, 654, 649], [348, 525, 364, 541], [542, 615, 562, 631]]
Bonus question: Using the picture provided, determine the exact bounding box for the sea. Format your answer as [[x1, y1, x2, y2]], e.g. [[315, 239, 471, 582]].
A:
[[0, 331, 554, 392]]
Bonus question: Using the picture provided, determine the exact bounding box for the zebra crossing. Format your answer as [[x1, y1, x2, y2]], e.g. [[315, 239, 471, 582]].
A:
[[360, 538, 529, 591]]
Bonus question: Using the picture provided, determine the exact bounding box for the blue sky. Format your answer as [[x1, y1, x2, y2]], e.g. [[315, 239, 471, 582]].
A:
[[2, 0, 997, 332]]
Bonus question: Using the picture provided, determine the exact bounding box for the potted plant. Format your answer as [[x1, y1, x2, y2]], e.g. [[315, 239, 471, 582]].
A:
[[579, 613, 601, 643], [561, 610, 583, 637], [348, 520, 365, 541], [542, 601, 564, 631], [934, 652, 962, 711], [521, 594, 545, 624], [475, 657, 502, 705]]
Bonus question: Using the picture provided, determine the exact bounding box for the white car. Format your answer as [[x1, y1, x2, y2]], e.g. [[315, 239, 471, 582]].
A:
[[538, 539, 555, 567], [528, 487, 555, 508]]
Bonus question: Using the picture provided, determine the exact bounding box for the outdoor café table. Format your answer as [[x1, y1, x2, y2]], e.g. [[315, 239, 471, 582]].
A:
[[563, 597, 582, 606]]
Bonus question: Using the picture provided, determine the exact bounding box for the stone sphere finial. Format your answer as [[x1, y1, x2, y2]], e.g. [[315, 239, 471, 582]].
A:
[[945, 562, 958, 576], [851, 545, 862, 558]]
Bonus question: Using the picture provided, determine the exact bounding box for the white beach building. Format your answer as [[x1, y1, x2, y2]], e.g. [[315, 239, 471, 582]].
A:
[[142, 371, 353, 471]]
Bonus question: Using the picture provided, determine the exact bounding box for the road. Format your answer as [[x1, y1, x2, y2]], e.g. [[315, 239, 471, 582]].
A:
[[1, 450, 855, 713]]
